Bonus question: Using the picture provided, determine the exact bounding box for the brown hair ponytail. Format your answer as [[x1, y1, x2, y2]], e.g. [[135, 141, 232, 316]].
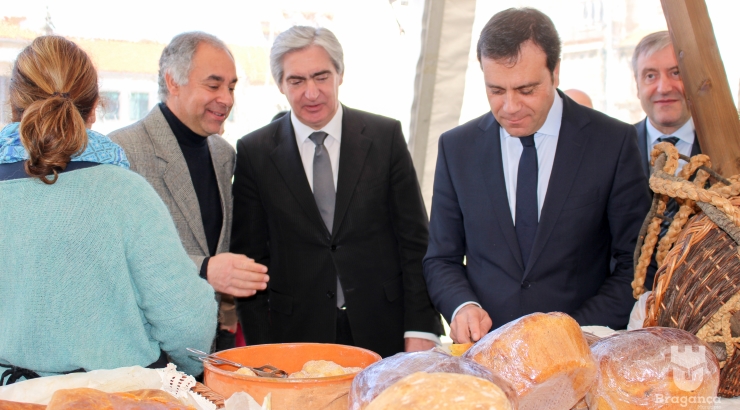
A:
[[9, 36, 99, 184]]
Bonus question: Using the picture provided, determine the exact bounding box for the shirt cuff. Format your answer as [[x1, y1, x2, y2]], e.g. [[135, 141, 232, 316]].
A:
[[451, 301, 482, 323], [199, 257, 210, 280], [404, 331, 441, 345]]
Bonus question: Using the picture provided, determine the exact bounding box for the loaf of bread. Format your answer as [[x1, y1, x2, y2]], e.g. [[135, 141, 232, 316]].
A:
[[45, 388, 195, 410], [463, 312, 597, 410], [349, 350, 516, 410], [587, 327, 720, 409], [365, 372, 514, 410], [0, 400, 46, 410]]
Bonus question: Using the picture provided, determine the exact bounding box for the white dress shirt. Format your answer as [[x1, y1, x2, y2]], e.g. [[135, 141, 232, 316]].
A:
[[293, 107, 343, 190], [646, 117, 695, 175], [501, 94, 563, 221], [290, 106, 440, 345], [451, 94, 564, 324]]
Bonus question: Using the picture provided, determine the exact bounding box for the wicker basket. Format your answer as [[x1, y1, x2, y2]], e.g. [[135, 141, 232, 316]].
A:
[[634, 143, 740, 397]]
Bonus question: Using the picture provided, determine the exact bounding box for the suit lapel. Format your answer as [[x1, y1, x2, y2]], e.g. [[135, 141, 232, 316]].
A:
[[333, 107, 372, 237], [269, 114, 329, 235], [691, 131, 701, 156], [523, 96, 589, 279], [636, 118, 650, 177], [480, 114, 525, 271], [207, 137, 232, 253], [143, 107, 209, 255]]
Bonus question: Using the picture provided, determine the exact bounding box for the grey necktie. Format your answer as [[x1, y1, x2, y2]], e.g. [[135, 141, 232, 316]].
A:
[[308, 131, 344, 307]]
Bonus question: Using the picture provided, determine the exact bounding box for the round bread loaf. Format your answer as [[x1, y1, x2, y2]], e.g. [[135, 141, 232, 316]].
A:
[[365, 372, 513, 410], [463, 312, 597, 410], [588, 327, 720, 409], [349, 350, 516, 409], [45, 388, 194, 410]]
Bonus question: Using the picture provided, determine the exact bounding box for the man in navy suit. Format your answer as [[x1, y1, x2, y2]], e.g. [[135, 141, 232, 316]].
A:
[[423, 8, 652, 343], [632, 31, 700, 290], [633, 31, 700, 178]]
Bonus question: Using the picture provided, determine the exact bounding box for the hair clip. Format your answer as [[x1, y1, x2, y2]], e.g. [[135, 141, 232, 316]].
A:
[[52, 92, 71, 99]]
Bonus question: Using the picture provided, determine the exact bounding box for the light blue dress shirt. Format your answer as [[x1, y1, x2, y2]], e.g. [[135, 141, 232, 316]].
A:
[[452, 94, 564, 322], [646, 118, 695, 175]]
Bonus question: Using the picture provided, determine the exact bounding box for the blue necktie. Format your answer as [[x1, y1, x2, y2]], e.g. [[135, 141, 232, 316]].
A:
[[657, 136, 679, 238], [515, 135, 538, 267]]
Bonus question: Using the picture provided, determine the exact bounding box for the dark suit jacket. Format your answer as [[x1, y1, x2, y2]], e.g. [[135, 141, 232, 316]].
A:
[[423, 91, 652, 330], [231, 106, 442, 358], [633, 117, 701, 290]]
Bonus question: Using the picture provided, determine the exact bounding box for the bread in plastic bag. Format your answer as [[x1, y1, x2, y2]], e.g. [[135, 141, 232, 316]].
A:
[[463, 312, 597, 410], [45, 388, 195, 410], [587, 327, 720, 409], [348, 350, 517, 410], [365, 371, 514, 410]]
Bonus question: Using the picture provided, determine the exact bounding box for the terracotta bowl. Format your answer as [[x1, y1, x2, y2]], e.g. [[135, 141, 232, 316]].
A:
[[203, 343, 381, 409]]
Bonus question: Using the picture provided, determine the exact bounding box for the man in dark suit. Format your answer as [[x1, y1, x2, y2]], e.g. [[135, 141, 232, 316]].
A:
[[631, 31, 700, 291], [632, 31, 700, 178], [231, 26, 442, 358], [423, 8, 652, 343]]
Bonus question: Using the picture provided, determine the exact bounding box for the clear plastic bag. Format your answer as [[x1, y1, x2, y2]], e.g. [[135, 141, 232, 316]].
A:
[[364, 371, 515, 410], [587, 327, 720, 409], [348, 350, 517, 410], [463, 312, 597, 410]]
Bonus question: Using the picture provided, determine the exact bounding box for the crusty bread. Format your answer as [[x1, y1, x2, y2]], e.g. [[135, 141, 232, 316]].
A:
[[349, 350, 514, 410], [365, 372, 513, 410], [0, 400, 46, 410], [588, 327, 720, 409], [45, 388, 195, 410], [463, 312, 597, 410], [449, 343, 474, 357]]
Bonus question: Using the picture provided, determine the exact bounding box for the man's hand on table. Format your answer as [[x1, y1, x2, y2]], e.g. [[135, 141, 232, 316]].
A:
[[450, 304, 492, 343]]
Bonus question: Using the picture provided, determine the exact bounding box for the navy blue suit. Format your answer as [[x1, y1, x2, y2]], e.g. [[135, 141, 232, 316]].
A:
[[423, 92, 652, 330]]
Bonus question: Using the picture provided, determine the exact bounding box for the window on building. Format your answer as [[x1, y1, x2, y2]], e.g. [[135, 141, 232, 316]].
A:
[[129, 92, 149, 121], [99, 91, 120, 121]]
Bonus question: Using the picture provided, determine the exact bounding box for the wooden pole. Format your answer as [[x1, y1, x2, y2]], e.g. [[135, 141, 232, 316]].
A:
[[661, 0, 740, 176]]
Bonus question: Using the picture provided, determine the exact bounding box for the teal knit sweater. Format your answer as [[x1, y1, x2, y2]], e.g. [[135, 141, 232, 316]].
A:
[[0, 165, 217, 377]]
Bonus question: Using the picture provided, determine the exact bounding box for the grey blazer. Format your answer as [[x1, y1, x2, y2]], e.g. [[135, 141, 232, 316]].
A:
[[109, 106, 236, 326], [110, 105, 235, 267]]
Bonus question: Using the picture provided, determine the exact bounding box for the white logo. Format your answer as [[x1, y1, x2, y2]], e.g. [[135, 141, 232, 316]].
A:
[[669, 345, 707, 392]]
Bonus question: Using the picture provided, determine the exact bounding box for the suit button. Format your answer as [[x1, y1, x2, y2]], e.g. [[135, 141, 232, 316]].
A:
[[330, 245, 337, 251], [327, 290, 335, 299], [521, 280, 531, 289]]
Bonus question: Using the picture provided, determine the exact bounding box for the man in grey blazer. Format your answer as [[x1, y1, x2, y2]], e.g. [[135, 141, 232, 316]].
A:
[[110, 32, 269, 351]]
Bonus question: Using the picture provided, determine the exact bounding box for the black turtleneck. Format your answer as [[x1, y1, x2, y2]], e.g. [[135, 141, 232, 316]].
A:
[[159, 103, 223, 274]]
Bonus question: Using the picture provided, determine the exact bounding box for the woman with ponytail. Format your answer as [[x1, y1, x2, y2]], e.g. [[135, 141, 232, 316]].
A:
[[0, 36, 217, 383]]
